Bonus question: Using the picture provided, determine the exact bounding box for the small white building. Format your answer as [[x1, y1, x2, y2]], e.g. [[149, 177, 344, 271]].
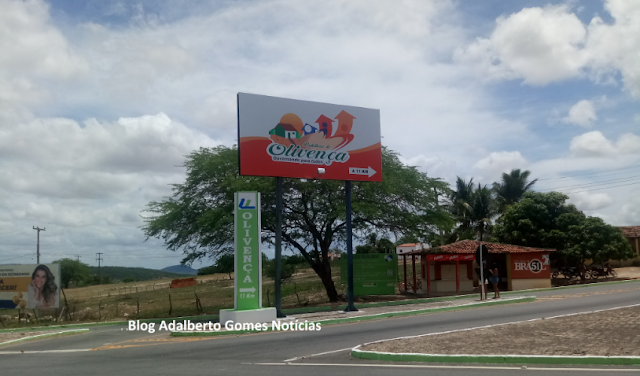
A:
[[396, 243, 426, 255]]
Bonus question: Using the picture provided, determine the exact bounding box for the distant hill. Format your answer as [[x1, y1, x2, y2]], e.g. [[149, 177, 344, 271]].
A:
[[88, 266, 188, 282], [161, 265, 198, 275]]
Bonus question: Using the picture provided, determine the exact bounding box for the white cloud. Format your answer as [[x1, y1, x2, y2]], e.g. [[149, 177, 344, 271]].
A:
[[568, 191, 614, 211], [400, 154, 458, 183], [563, 99, 597, 126], [619, 196, 640, 225], [454, 5, 587, 85], [455, 0, 640, 98], [0, 0, 89, 125], [472, 151, 528, 182], [586, 0, 640, 98], [570, 131, 640, 157]]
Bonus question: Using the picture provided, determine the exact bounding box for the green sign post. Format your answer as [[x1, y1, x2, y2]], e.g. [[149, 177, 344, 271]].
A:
[[234, 192, 261, 310], [221, 192, 275, 323], [341, 254, 397, 295]]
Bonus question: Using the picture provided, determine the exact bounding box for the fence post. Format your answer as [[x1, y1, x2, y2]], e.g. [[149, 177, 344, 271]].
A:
[[168, 294, 172, 315]]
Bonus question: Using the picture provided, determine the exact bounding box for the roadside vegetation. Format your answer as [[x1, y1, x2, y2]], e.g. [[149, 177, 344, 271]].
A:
[[140, 146, 635, 302]]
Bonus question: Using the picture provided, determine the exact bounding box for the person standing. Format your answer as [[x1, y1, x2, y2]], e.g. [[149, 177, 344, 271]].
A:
[[489, 263, 500, 299]]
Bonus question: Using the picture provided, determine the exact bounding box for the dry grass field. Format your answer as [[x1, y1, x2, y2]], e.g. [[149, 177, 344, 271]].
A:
[[0, 263, 354, 328]]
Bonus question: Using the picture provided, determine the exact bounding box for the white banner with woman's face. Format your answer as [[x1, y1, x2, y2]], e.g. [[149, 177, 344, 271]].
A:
[[0, 264, 61, 309]]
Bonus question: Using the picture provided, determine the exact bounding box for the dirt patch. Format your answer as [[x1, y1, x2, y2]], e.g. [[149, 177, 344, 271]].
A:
[[362, 305, 640, 357]]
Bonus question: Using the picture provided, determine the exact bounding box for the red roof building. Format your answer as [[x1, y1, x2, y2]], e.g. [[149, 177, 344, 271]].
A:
[[397, 240, 556, 296]]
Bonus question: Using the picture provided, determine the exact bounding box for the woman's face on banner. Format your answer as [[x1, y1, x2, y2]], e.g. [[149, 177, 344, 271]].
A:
[[34, 270, 47, 289]]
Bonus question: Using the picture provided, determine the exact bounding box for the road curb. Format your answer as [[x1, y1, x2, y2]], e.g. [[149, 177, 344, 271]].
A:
[[351, 347, 640, 365], [170, 296, 535, 337], [0, 329, 89, 347]]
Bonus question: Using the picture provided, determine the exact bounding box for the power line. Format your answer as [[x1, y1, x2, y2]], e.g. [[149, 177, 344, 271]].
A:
[[539, 175, 640, 192], [537, 164, 640, 181], [558, 180, 640, 195]]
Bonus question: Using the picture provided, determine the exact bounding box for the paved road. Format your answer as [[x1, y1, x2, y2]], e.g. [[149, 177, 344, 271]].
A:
[[1, 281, 639, 376]]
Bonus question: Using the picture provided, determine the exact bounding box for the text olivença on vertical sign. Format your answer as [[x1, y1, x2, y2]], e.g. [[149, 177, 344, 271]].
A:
[[234, 192, 262, 310]]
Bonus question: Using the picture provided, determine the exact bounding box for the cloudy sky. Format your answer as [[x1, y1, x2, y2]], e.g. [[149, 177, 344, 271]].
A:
[[1, 0, 638, 270]]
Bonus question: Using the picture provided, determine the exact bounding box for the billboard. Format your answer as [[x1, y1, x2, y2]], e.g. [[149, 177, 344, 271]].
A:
[[0, 263, 61, 309], [238, 93, 382, 182], [341, 254, 397, 295]]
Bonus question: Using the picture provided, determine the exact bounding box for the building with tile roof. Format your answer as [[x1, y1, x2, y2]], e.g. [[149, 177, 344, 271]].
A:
[[396, 240, 556, 295]]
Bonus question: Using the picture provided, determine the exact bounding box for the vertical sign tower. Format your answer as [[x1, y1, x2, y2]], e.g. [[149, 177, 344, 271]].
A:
[[220, 192, 276, 324]]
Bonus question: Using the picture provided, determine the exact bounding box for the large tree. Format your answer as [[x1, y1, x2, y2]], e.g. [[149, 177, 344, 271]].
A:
[[54, 258, 91, 289], [142, 145, 452, 301], [493, 191, 634, 266], [493, 169, 537, 212]]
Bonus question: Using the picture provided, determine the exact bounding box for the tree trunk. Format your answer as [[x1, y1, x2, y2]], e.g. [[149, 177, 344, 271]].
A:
[[318, 265, 338, 302]]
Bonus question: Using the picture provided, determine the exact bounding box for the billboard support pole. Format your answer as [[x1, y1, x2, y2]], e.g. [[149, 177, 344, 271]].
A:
[[344, 180, 357, 312], [274, 177, 285, 318]]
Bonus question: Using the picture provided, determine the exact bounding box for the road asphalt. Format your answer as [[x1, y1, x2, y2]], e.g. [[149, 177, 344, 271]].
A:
[[1, 281, 639, 376]]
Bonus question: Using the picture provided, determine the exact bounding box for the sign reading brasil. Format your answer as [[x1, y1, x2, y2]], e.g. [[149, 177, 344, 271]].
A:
[[0, 263, 61, 309], [238, 93, 382, 182], [234, 192, 262, 310], [340, 254, 397, 295]]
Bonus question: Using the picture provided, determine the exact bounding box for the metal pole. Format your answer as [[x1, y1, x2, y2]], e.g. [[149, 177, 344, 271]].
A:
[[479, 244, 485, 300], [33, 226, 45, 263], [344, 180, 357, 312], [274, 177, 285, 317]]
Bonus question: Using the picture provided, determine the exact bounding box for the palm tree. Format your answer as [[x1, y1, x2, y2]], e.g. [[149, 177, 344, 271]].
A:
[[448, 177, 475, 229], [447, 178, 497, 241], [466, 184, 497, 241], [493, 169, 538, 213]]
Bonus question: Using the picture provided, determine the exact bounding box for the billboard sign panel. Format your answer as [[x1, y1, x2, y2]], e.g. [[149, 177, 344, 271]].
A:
[[341, 254, 397, 295], [238, 93, 382, 181], [0, 263, 61, 309], [234, 192, 262, 310]]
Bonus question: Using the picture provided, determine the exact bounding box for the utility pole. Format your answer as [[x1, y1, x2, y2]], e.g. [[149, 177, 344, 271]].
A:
[[74, 255, 81, 262], [33, 226, 45, 263], [96, 253, 103, 284]]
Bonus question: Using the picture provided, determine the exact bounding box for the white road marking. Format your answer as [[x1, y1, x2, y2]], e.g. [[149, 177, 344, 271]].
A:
[[255, 362, 640, 372], [0, 349, 92, 355], [283, 347, 352, 362]]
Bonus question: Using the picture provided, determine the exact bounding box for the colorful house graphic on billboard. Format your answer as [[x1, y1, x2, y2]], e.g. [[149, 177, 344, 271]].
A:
[[269, 123, 301, 139]]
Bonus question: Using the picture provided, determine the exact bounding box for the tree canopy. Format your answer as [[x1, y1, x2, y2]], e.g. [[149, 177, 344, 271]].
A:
[[355, 233, 395, 254], [447, 178, 498, 241], [54, 258, 91, 288], [142, 145, 453, 301], [493, 191, 634, 265], [198, 254, 234, 278], [493, 169, 538, 212]]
